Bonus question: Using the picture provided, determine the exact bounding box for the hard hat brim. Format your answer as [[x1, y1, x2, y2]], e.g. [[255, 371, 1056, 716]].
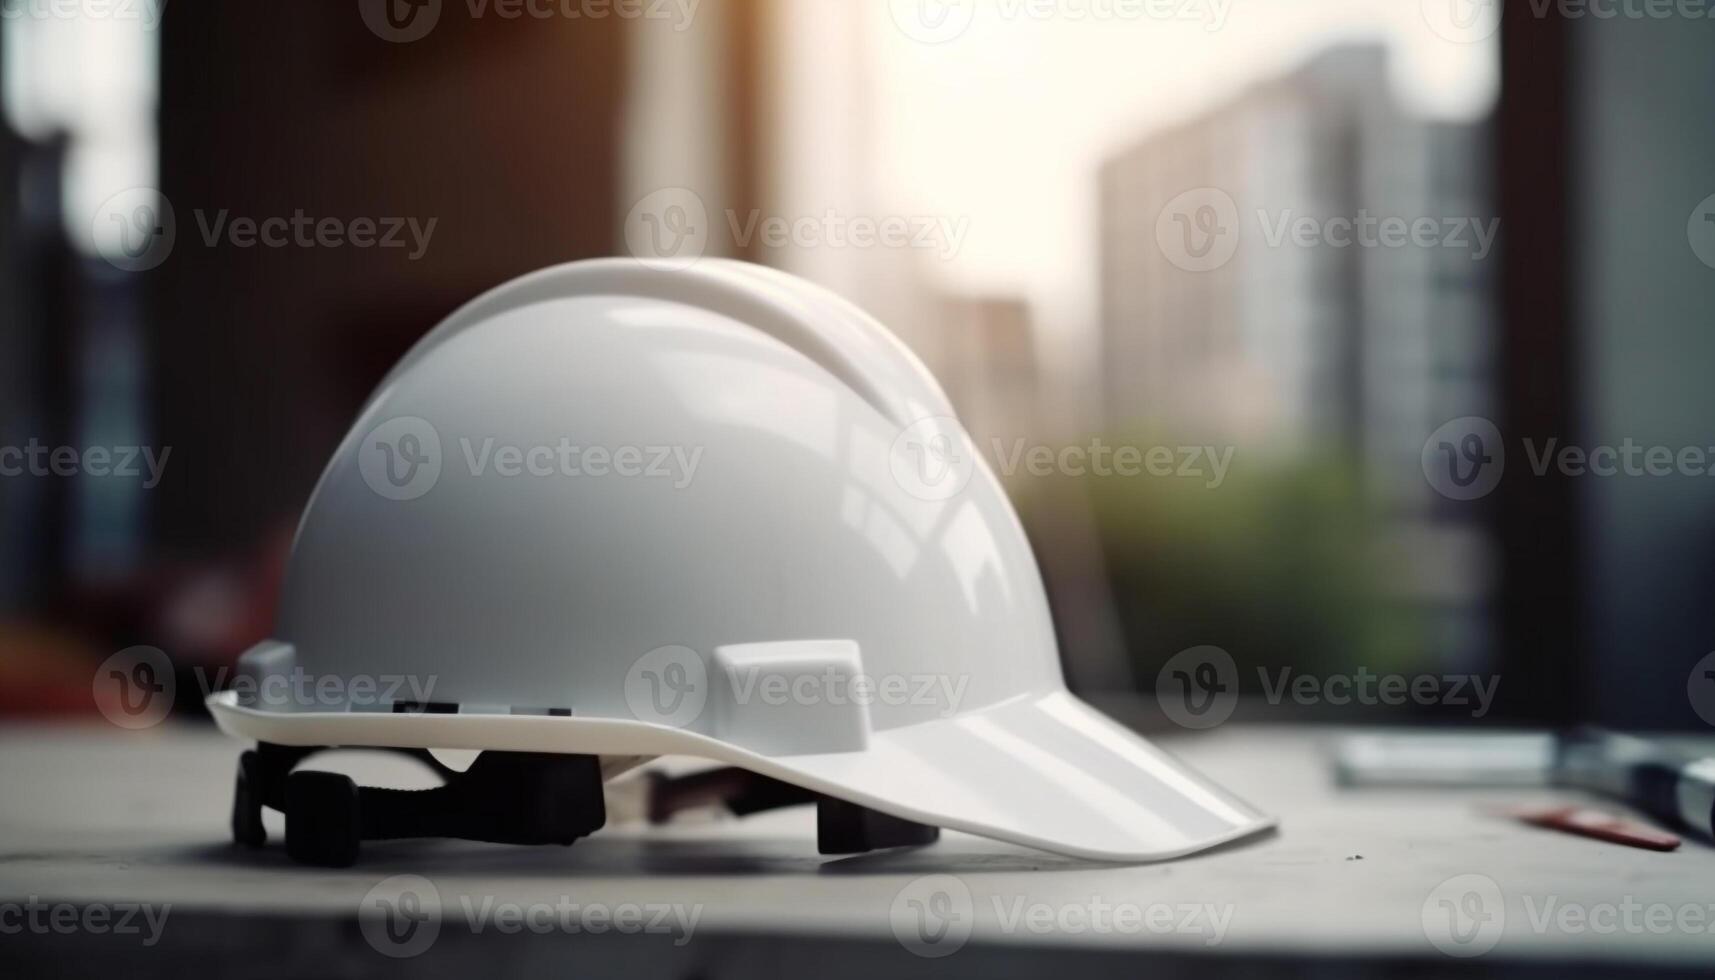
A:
[[208, 689, 1273, 862]]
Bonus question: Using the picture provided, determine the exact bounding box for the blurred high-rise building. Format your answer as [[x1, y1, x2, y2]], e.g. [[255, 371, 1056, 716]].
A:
[[1099, 45, 1497, 663], [923, 292, 1042, 449]]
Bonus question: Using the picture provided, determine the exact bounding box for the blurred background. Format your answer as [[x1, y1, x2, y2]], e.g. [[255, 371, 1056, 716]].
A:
[[2, 0, 1712, 730]]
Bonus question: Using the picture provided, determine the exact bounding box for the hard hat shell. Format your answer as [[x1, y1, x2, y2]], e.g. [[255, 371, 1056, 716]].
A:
[[209, 259, 1273, 861]]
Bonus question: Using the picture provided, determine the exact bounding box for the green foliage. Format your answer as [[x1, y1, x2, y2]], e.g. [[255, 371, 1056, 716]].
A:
[[1012, 435, 1428, 690]]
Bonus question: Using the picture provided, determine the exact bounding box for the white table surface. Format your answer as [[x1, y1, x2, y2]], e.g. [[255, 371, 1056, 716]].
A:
[[2, 720, 1711, 976]]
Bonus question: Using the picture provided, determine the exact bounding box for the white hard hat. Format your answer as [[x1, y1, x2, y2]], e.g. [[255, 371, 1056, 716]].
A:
[[209, 258, 1273, 865]]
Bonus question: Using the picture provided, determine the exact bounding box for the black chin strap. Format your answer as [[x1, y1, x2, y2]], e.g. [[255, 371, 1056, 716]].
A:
[[233, 744, 937, 866], [233, 743, 607, 867]]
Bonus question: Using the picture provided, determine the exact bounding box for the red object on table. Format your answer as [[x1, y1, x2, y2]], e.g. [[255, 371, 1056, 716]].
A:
[[1503, 804, 1682, 851]]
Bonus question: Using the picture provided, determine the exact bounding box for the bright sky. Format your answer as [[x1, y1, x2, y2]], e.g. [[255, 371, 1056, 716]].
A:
[[857, 0, 1498, 372], [3, 9, 159, 256]]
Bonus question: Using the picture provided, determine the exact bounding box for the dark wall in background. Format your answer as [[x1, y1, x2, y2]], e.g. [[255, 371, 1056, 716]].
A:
[[1574, 15, 1715, 728], [0, 118, 78, 614], [0, 35, 19, 614], [154, 3, 630, 557], [1496, 2, 1582, 724]]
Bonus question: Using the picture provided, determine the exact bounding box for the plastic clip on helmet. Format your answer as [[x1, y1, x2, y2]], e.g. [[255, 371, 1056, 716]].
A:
[[209, 259, 1274, 866]]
